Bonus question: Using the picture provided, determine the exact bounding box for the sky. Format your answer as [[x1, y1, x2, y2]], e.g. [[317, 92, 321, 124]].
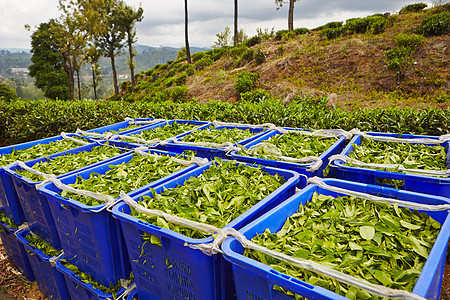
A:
[[0, 0, 436, 50]]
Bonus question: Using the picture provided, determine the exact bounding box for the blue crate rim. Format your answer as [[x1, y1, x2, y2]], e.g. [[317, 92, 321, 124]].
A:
[[112, 159, 300, 245], [56, 257, 127, 298], [38, 148, 201, 212], [332, 134, 450, 180], [4, 142, 132, 185], [110, 119, 211, 148], [16, 228, 62, 262], [221, 178, 450, 299], [229, 128, 347, 168]]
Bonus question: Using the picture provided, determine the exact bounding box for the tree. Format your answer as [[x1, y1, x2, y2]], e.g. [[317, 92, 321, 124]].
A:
[[213, 27, 232, 48], [28, 20, 70, 100], [0, 84, 17, 101], [96, 0, 126, 100], [86, 46, 103, 100], [116, 1, 143, 93], [184, 0, 192, 64], [275, 0, 298, 31], [234, 0, 238, 46]]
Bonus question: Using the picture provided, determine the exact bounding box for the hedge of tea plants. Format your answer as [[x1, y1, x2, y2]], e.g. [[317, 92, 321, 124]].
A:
[[0, 98, 449, 147]]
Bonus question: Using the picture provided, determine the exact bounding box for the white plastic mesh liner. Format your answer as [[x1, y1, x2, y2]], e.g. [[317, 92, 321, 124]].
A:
[[351, 129, 450, 145], [76, 128, 114, 140], [329, 154, 450, 177], [307, 176, 450, 211], [61, 132, 90, 145], [124, 117, 166, 125], [133, 146, 209, 166], [112, 134, 161, 145], [246, 142, 323, 171]]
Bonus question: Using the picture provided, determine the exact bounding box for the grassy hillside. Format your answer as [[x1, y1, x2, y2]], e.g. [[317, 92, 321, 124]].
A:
[[120, 3, 449, 109]]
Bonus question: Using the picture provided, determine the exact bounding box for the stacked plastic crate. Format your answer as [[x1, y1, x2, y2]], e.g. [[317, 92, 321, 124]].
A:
[[222, 130, 450, 300], [1, 119, 449, 300]]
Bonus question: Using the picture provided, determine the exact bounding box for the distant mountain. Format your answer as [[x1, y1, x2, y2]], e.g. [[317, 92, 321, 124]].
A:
[[0, 48, 30, 53], [0, 45, 210, 77]]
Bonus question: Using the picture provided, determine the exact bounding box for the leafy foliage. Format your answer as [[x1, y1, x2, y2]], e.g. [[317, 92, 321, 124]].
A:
[[239, 89, 272, 103], [0, 211, 18, 229], [245, 192, 441, 299], [28, 20, 70, 100], [0, 98, 449, 148], [59, 259, 124, 295], [0, 139, 81, 167], [121, 121, 197, 142], [60, 153, 188, 206], [238, 133, 337, 162], [15, 145, 123, 182], [0, 84, 17, 101], [234, 71, 261, 94], [348, 138, 447, 171], [181, 127, 257, 145], [131, 158, 286, 239], [417, 12, 450, 36], [24, 233, 61, 257], [400, 3, 428, 14]]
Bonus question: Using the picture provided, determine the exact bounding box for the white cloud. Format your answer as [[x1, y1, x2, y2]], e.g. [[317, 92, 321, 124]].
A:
[[0, 0, 433, 49]]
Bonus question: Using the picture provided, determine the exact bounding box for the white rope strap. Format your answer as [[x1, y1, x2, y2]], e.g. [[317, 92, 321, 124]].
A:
[[7, 161, 58, 181], [211, 120, 285, 133], [329, 154, 450, 177], [119, 190, 427, 300], [307, 177, 450, 211], [36, 177, 116, 213], [231, 231, 426, 300], [76, 129, 114, 140], [283, 129, 352, 140], [350, 129, 450, 145], [61, 132, 90, 145], [247, 143, 323, 171], [124, 117, 166, 125], [120, 191, 225, 255], [113, 134, 161, 145], [160, 137, 240, 152], [133, 147, 209, 166]]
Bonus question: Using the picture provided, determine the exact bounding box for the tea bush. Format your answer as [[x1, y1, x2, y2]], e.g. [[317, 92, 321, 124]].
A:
[[400, 3, 427, 14], [234, 71, 261, 94], [417, 12, 450, 36]]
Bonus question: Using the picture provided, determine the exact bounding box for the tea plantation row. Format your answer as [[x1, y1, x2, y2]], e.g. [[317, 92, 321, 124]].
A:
[[1, 98, 449, 147]]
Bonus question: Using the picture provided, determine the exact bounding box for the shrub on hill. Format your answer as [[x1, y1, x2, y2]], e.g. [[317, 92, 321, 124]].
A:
[[400, 3, 427, 14], [417, 12, 450, 36]]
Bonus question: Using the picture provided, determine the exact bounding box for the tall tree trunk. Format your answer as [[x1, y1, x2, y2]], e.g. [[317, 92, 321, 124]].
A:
[[184, 0, 191, 64], [127, 38, 136, 93], [76, 69, 81, 100], [63, 52, 74, 100], [234, 0, 238, 46], [111, 54, 119, 100], [92, 64, 98, 100], [288, 0, 294, 31]]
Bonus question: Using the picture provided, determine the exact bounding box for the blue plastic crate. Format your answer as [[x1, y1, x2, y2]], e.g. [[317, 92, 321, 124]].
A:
[[38, 149, 202, 287], [127, 289, 138, 299], [229, 127, 347, 178], [157, 123, 270, 159], [56, 256, 126, 300], [85, 118, 166, 138], [0, 133, 90, 226], [0, 223, 34, 281], [16, 229, 69, 300], [5, 142, 131, 249], [222, 178, 450, 300], [330, 132, 450, 198], [110, 119, 210, 148], [112, 160, 301, 300]]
